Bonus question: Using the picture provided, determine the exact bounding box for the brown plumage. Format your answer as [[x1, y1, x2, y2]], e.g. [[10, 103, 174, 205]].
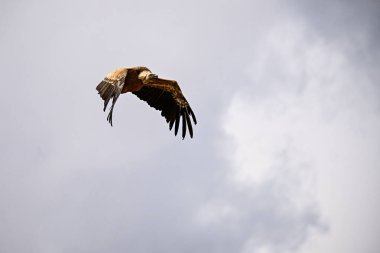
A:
[[96, 66, 197, 139]]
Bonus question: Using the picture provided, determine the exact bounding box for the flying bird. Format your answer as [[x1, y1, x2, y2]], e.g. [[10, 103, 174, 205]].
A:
[[96, 66, 197, 139]]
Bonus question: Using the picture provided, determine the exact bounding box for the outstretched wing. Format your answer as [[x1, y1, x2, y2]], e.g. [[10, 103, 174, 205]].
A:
[[96, 69, 127, 126], [132, 78, 197, 139]]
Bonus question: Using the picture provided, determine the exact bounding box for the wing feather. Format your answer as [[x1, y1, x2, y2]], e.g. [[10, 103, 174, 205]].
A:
[[185, 108, 193, 138], [188, 107, 197, 125], [169, 116, 175, 130], [132, 78, 196, 139], [174, 111, 180, 136], [181, 110, 187, 139], [96, 75, 125, 126]]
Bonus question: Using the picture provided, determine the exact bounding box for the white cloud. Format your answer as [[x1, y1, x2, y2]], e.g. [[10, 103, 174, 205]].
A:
[[223, 17, 380, 253]]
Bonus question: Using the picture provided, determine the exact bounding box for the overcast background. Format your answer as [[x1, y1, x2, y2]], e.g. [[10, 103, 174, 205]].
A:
[[1, 0, 379, 252]]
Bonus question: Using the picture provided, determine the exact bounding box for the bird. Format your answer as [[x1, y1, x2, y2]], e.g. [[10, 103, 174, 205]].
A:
[[96, 66, 197, 139]]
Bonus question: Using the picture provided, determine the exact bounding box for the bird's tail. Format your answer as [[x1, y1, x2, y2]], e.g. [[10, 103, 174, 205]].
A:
[[96, 81, 121, 126]]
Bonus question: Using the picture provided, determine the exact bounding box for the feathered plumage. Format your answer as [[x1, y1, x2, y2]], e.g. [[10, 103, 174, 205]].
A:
[[96, 66, 197, 139]]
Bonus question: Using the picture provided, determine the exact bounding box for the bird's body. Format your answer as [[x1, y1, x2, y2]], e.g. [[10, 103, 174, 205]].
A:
[[96, 66, 197, 139]]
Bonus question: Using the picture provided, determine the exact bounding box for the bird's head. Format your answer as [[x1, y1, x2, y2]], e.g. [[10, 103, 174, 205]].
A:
[[147, 73, 158, 80], [139, 70, 158, 82]]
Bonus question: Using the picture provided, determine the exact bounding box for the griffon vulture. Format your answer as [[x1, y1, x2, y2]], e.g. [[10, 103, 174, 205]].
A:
[[96, 66, 197, 139]]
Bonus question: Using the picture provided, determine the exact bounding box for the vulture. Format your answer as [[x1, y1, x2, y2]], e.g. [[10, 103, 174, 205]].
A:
[[96, 66, 197, 139]]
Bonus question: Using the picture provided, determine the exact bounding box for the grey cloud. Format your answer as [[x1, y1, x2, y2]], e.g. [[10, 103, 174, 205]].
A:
[[2, 0, 377, 252]]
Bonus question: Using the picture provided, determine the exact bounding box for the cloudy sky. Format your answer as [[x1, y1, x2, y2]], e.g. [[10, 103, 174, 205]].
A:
[[1, 0, 379, 252]]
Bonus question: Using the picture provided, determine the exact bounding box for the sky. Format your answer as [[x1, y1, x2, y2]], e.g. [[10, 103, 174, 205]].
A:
[[0, 0, 379, 253]]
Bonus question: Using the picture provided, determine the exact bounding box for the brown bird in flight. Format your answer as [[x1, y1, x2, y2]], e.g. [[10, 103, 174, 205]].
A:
[[96, 66, 197, 139]]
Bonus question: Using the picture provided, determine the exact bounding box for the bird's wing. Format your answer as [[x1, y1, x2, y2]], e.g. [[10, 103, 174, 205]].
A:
[[132, 78, 197, 139], [96, 69, 127, 126]]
